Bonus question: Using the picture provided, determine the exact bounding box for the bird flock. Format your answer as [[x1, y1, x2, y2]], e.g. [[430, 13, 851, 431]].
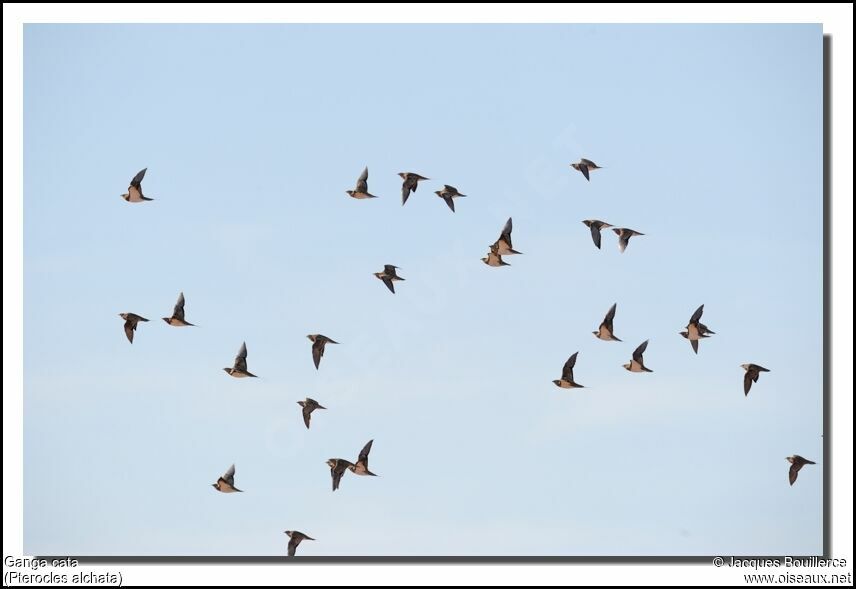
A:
[[116, 161, 815, 557]]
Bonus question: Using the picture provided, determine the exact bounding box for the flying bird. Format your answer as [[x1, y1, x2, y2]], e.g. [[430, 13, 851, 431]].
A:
[[493, 217, 522, 255], [297, 398, 326, 429], [307, 334, 339, 370], [624, 340, 653, 372], [553, 352, 585, 388], [582, 220, 613, 250], [481, 243, 510, 267], [118, 312, 148, 344], [434, 185, 467, 212], [742, 364, 770, 396], [284, 531, 315, 557], [613, 228, 645, 253], [212, 464, 242, 493], [374, 265, 405, 294], [346, 167, 378, 199], [349, 439, 378, 476], [121, 168, 153, 202], [162, 292, 194, 326], [326, 458, 354, 491], [593, 303, 622, 341], [570, 158, 602, 181], [399, 172, 429, 205], [223, 342, 257, 378], [786, 455, 816, 486], [680, 304, 715, 354]]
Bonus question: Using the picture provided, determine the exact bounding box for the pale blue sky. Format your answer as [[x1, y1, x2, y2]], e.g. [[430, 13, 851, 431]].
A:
[[24, 24, 822, 557]]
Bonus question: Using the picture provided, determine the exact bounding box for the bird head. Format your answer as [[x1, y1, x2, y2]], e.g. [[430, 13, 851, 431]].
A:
[[120, 193, 129, 201], [284, 531, 293, 537], [551, 380, 562, 387], [623, 363, 632, 371], [345, 190, 354, 197], [119, 313, 128, 319], [326, 459, 336, 468]]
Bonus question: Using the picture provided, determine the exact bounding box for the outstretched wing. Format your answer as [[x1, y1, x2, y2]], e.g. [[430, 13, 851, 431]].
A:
[[633, 340, 649, 362], [234, 342, 248, 372], [744, 371, 753, 396], [579, 164, 590, 181], [302, 405, 312, 429], [331, 464, 345, 491], [123, 319, 136, 343], [589, 223, 602, 249], [500, 217, 513, 243], [173, 292, 186, 321], [690, 304, 705, 324], [358, 439, 374, 464], [130, 168, 147, 187], [355, 167, 369, 193], [223, 464, 236, 486], [789, 462, 800, 486], [288, 536, 299, 557], [382, 276, 395, 294], [604, 303, 617, 324], [312, 340, 323, 369], [562, 352, 578, 381]]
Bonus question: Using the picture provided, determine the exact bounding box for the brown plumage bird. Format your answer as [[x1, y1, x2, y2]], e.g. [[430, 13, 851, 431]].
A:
[[307, 334, 339, 370], [570, 158, 601, 181], [741, 364, 770, 396], [349, 439, 378, 476], [297, 397, 326, 429], [223, 342, 257, 378], [212, 464, 242, 493], [326, 458, 353, 491], [118, 312, 148, 343], [346, 167, 378, 199], [284, 531, 315, 557], [121, 168, 153, 202], [434, 185, 466, 212], [582, 219, 613, 249], [162, 292, 194, 327], [786, 455, 816, 486], [399, 172, 429, 205], [374, 265, 405, 294], [552, 352, 584, 388], [624, 340, 653, 372]]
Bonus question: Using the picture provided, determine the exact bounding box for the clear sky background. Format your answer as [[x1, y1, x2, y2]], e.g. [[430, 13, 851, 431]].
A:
[[23, 24, 822, 557]]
